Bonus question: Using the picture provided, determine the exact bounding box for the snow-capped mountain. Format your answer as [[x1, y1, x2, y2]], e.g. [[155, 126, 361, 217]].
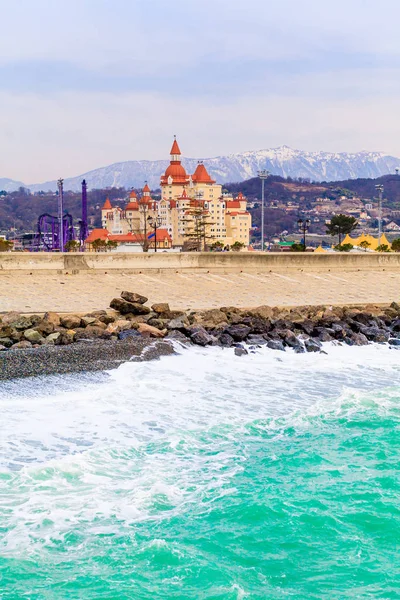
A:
[[3, 146, 400, 192]]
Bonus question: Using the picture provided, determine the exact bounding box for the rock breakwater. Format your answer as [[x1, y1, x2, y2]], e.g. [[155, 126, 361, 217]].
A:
[[1, 291, 400, 378]]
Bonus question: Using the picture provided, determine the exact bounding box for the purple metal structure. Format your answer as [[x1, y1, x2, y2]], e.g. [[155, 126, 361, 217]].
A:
[[36, 213, 75, 251], [79, 179, 89, 249], [35, 177, 89, 251]]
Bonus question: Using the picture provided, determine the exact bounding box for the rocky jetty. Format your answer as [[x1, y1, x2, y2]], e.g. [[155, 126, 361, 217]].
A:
[[1, 292, 400, 378]]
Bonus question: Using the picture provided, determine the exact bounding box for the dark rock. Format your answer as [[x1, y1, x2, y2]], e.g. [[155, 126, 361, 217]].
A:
[[273, 319, 294, 331], [294, 345, 305, 354], [218, 333, 235, 347], [167, 316, 190, 330], [350, 332, 369, 346], [147, 318, 166, 329], [120, 291, 148, 304], [247, 334, 268, 345], [225, 324, 251, 341], [110, 298, 151, 315], [392, 319, 400, 332], [234, 347, 248, 357], [389, 338, 400, 346], [359, 326, 390, 343], [305, 338, 322, 352], [74, 326, 112, 341], [282, 330, 300, 348], [191, 330, 216, 346], [299, 319, 315, 335], [267, 339, 285, 351], [353, 312, 373, 326], [98, 314, 116, 325], [0, 338, 14, 348], [318, 330, 333, 342], [118, 329, 142, 341], [165, 330, 191, 344]]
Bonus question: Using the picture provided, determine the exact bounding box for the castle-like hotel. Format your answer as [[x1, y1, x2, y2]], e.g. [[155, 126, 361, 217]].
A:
[[90, 138, 251, 250]]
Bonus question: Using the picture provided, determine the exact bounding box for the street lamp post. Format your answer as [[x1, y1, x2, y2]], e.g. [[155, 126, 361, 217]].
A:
[[297, 218, 311, 250], [375, 184, 384, 246], [257, 170, 270, 251], [57, 178, 64, 252], [147, 215, 162, 252]]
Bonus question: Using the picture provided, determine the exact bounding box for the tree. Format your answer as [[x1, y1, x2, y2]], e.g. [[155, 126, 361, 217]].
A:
[[376, 244, 391, 252], [391, 238, 400, 252], [210, 241, 224, 251], [326, 214, 358, 245], [359, 240, 371, 252], [182, 205, 215, 251], [231, 241, 245, 252], [106, 240, 118, 251], [91, 238, 107, 252], [291, 242, 305, 252], [335, 243, 353, 252], [65, 239, 79, 252]]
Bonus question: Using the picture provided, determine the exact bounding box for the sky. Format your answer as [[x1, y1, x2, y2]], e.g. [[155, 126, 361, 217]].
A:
[[1, 0, 400, 182]]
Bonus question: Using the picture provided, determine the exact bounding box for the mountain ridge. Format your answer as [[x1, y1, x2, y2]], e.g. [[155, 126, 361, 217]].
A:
[[2, 146, 400, 192]]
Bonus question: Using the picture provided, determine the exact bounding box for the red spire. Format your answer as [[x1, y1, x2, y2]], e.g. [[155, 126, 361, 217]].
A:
[[170, 136, 181, 156], [142, 183, 151, 195], [129, 190, 137, 199], [102, 197, 112, 210]]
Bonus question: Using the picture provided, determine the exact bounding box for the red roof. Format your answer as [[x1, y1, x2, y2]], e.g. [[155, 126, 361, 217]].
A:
[[237, 192, 244, 200], [226, 211, 250, 217], [129, 190, 137, 199], [170, 137, 181, 155], [192, 162, 215, 184], [126, 201, 139, 210], [109, 232, 144, 243], [226, 201, 241, 209], [86, 228, 110, 243], [148, 228, 172, 242], [102, 198, 112, 210], [142, 183, 151, 194], [161, 163, 188, 185]]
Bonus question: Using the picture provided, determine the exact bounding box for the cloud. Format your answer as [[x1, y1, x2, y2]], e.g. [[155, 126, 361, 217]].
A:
[[0, 0, 400, 180]]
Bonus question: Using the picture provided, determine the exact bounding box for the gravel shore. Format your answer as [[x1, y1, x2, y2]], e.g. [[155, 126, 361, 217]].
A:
[[0, 338, 177, 380]]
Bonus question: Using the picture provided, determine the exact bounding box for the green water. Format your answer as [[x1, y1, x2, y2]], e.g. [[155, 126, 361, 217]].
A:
[[1, 345, 400, 598]]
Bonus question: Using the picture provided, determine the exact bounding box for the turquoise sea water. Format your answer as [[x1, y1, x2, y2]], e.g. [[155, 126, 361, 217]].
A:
[[1, 344, 400, 599]]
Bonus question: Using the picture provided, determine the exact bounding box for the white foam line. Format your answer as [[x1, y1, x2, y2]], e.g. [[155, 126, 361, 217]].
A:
[[271, 273, 300, 283]]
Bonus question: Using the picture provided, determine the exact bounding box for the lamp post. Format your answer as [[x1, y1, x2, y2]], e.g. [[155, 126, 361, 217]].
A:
[[57, 178, 64, 252], [297, 218, 310, 250], [375, 184, 384, 246], [257, 170, 270, 251], [147, 215, 162, 252]]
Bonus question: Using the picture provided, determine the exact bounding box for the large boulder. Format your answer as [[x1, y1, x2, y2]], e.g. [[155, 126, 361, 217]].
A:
[[151, 303, 170, 314], [60, 314, 82, 329], [74, 326, 111, 341], [43, 312, 61, 328], [191, 329, 217, 346], [45, 332, 61, 345], [191, 309, 228, 328], [110, 298, 151, 315], [304, 338, 322, 352], [267, 339, 285, 351], [11, 340, 32, 350], [224, 324, 251, 341], [118, 329, 141, 341], [167, 315, 190, 331], [247, 305, 274, 320], [137, 323, 166, 338], [105, 319, 132, 335], [24, 329, 45, 344], [0, 312, 22, 326], [234, 347, 248, 357], [10, 316, 39, 331], [359, 326, 390, 343], [218, 333, 235, 347], [120, 291, 148, 305]]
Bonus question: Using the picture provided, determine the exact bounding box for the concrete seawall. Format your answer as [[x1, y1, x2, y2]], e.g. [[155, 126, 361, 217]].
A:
[[1, 251, 400, 273]]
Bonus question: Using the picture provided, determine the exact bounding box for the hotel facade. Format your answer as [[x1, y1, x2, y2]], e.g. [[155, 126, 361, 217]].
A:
[[96, 138, 251, 250]]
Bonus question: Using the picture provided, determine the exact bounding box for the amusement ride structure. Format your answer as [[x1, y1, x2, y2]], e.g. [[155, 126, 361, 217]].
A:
[[35, 179, 89, 251]]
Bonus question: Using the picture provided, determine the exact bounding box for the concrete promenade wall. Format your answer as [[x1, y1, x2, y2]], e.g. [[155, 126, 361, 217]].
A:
[[1, 251, 400, 273]]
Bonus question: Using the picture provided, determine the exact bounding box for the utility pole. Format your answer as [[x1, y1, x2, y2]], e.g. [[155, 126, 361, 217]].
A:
[[57, 178, 64, 252], [375, 184, 384, 246], [258, 170, 269, 251]]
